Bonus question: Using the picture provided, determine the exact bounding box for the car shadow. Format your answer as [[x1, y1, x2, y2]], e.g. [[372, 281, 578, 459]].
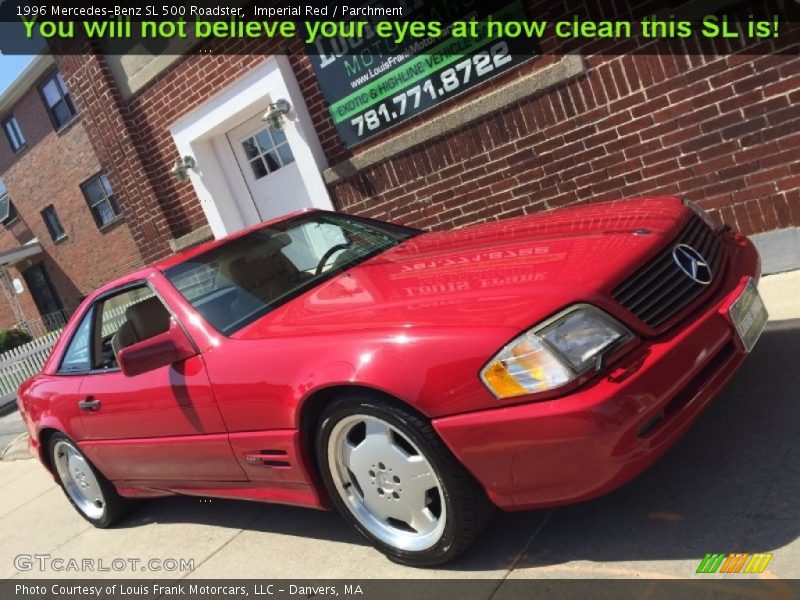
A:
[[110, 320, 800, 573], [511, 319, 800, 571], [114, 482, 547, 572]]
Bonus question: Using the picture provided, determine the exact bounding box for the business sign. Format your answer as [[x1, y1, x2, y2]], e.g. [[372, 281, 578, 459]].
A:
[[307, 0, 538, 148]]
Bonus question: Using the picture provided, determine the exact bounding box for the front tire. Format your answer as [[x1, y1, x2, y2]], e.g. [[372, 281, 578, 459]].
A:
[[48, 433, 129, 528], [315, 394, 492, 566]]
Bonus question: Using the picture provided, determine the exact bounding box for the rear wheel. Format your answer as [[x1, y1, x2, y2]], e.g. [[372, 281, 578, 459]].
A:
[[316, 394, 492, 566], [49, 433, 129, 527]]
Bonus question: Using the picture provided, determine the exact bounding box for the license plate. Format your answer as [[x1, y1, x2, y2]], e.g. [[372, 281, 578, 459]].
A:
[[728, 278, 769, 353]]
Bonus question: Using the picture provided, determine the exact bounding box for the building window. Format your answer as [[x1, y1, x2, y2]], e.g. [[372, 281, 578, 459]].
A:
[[3, 115, 25, 152], [81, 173, 121, 228], [0, 189, 18, 226], [41, 205, 66, 241], [241, 126, 295, 180], [40, 72, 77, 130]]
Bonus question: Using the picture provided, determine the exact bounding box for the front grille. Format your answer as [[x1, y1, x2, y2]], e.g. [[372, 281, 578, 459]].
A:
[[613, 216, 725, 329]]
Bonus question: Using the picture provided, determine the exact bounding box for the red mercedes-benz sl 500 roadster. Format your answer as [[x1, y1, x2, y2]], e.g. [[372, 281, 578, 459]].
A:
[[18, 196, 766, 565]]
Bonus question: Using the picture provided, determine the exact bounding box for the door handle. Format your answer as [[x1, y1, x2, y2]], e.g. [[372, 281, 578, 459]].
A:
[[78, 397, 101, 412]]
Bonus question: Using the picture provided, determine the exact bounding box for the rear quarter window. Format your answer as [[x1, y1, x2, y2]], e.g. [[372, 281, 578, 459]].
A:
[[59, 308, 93, 373]]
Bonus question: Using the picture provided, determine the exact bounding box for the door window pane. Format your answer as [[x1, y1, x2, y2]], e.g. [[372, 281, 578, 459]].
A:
[[255, 130, 274, 152], [263, 150, 280, 172], [242, 138, 259, 159], [241, 127, 295, 181], [96, 286, 171, 369], [99, 287, 154, 337], [249, 159, 268, 179]]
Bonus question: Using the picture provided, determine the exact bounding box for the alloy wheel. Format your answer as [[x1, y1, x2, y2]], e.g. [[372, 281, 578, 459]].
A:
[[327, 414, 446, 552], [52, 439, 106, 520]]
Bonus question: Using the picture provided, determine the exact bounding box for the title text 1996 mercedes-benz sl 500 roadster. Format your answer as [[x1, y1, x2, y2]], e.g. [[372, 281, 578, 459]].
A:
[[18, 196, 767, 565]]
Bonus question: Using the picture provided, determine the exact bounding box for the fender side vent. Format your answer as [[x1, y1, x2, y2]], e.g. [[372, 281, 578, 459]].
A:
[[261, 460, 291, 468], [259, 449, 288, 456], [244, 450, 291, 469]]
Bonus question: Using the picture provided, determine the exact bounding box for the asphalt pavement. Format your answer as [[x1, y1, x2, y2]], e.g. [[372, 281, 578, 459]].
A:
[[1, 271, 799, 583]]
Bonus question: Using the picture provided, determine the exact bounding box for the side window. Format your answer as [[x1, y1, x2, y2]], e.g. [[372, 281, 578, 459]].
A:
[[59, 307, 94, 373], [3, 115, 25, 153], [93, 286, 172, 370], [81, 173, 121, 229], [40, 71, 77, 130]]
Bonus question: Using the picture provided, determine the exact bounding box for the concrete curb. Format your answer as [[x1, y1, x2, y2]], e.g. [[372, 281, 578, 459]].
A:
[[1, 432, 31, 461], [751, 227, 800, 275], [758, 270, 800, 321], [0, 392, 17, 412]]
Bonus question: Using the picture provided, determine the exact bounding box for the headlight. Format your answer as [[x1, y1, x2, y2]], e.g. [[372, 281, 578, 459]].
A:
[[683, 198, 722, 231], [480, 305, 634, 399]]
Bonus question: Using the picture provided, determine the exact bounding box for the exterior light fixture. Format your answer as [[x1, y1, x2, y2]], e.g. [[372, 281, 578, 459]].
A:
[[170, 155, 196, 183], [263, 99, 291, 132]]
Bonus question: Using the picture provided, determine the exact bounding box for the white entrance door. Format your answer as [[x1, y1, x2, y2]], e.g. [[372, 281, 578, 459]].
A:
[[227, 113, 313, 221]]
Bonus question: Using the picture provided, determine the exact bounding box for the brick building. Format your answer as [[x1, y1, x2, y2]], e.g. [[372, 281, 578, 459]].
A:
[[53, 25, 800, 267], [4, 4, 800, 333], [0, 55, 142, 334]]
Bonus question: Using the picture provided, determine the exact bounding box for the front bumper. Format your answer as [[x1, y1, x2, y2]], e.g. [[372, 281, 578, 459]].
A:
[[433, 233, 761, 510]]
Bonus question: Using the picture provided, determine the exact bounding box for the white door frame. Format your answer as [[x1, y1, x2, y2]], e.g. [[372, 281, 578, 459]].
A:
[[169, 56, 333, 239]]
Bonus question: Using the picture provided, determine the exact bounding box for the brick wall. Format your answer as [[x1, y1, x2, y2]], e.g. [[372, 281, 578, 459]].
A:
[[0, 76, 143, 330], [0, 86, 53, 175], [326, 51, 800, 235], [54, 28, 800, 266], [57, 40, 283, 264]]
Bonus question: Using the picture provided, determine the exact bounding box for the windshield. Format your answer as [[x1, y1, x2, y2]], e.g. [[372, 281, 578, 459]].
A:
[[164, 212, 419, 335]]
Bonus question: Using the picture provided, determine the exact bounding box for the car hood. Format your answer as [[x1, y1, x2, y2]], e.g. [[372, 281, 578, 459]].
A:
[[234, 197, 689, 339]]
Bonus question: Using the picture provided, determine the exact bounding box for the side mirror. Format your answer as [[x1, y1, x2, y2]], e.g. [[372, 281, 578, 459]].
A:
[[117, 320, 197, 377]]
